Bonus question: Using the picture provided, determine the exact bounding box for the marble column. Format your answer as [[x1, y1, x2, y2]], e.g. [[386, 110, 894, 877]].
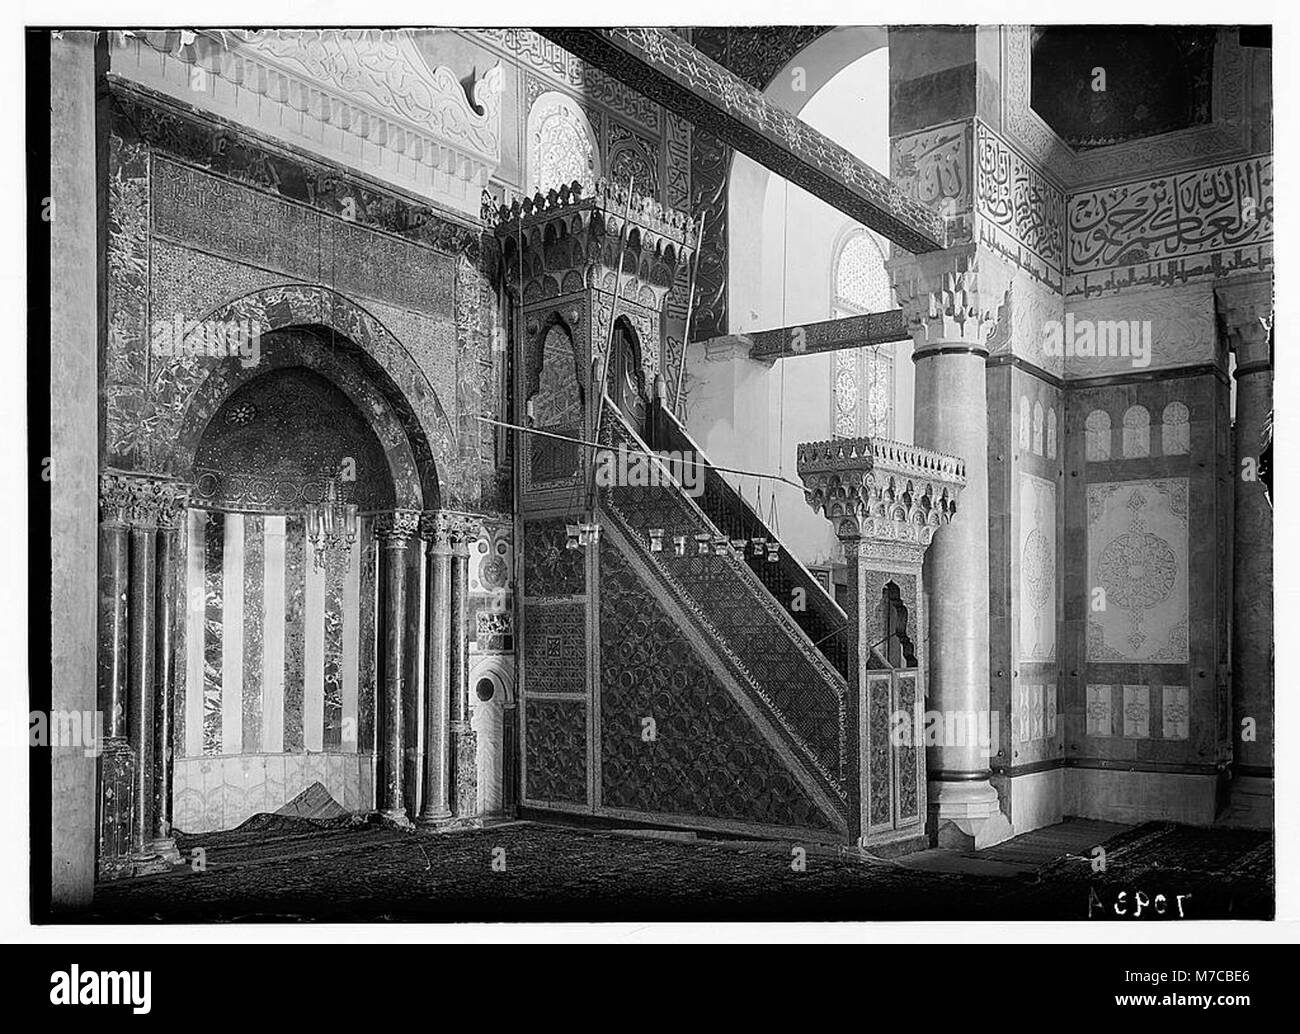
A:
[[448, 515, 481, 820], [892, 250, 1012, 849], [418, 512, 454, 827], [126, 481, 160, 861], [97, 474, 134, 879], [150, 488, 187, 862], [98, 475, 131, 741], [375, 510, 420, 825], [1220, 283, 1274, 784]]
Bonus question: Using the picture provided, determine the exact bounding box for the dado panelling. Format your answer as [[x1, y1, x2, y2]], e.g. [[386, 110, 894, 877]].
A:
[[1064, 373, 1230, 768], [1017, 472, 1057, 666]]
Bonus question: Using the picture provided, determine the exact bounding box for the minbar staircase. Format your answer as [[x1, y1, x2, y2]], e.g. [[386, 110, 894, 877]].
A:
[[598, 399, 852, 835]]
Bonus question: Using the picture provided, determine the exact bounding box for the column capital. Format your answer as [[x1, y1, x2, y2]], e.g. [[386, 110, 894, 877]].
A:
[[374, 508, 421, 546], [797, 435, 966, 562], [100, 471, 186, 530], [1215, 279, 1274, 369], [420, 510, 453, 552], [888, 246, 1010, 355]]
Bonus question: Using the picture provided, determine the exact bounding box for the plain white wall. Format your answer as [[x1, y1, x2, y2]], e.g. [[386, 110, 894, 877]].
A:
[[688, 43, 912, 568]]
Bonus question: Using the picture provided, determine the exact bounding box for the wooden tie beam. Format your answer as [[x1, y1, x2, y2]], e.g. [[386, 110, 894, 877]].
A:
[[537, 28, 945, 255]]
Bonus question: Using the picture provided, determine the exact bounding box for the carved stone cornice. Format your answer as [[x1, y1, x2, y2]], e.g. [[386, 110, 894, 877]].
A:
[[888, 247, 1009, 353], [797, 436, 966, 555], [374, 508, 422, 545], [111, 29, 503, 213], [100, 472, 188, 531], [1215, 278, 1275, 368], [495, 178, 696, 312]]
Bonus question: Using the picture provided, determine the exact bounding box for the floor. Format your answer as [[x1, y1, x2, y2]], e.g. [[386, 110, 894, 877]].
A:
[[81, 815, 1273, 923]]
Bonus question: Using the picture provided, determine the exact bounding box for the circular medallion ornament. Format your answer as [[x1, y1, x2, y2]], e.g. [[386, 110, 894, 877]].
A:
[[226, 402, 257, 426], [1096, 531, 1177, 609], [480, 555, 509, 591]]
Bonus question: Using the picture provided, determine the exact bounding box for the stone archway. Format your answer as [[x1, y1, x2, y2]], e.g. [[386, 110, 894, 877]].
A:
[[150, 283, 460, 508]]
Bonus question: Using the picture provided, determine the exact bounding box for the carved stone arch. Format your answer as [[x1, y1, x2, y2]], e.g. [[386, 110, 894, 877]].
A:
[[178, 330, 425, 509], [157, 284, 456, 508]]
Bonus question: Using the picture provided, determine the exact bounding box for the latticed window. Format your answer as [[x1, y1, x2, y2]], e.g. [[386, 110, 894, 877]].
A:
[[528, 94, 598, 195], [831, 230, 894, 439]]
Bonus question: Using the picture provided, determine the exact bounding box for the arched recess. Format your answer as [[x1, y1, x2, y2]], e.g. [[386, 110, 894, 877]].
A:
[[156, 284, 458, 509], [527, 313, 584, 485], [182, 331, 424, 509], [526, 91, 601, 195]]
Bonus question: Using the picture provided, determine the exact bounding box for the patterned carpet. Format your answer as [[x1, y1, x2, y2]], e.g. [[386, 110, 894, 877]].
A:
[[80, 816, 1273, 923]]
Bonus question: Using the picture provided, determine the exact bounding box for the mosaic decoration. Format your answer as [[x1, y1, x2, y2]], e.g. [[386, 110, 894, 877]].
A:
[[192, 365, 396, 512], [107, 84, 488, 513], [974, 122, 1066, 291], [539, 28, 944, 253], [1018, 472, 1056, 664], [1000, 26, 1250, 188], [163, 290, 453, 507], [598, 537, 837, 832], [1066, 155, 1273, 297], [111, 86, 482, 259], [1087, 479, 1189, 663], [524, 697, 589, 804], [523, 603, 586, 696]]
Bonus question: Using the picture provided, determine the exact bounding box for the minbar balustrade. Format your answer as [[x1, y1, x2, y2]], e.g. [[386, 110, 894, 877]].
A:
[[798, 436, 965, 850]]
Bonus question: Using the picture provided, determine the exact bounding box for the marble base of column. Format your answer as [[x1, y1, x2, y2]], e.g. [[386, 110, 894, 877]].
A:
[[927, 777, 1012, 850]]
